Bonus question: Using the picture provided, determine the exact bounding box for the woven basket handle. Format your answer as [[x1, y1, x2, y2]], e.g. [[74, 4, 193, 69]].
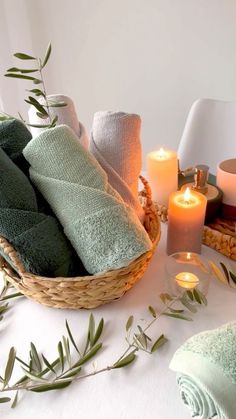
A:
[[139, 175, 152, 209], [0, 236, 25, 282]]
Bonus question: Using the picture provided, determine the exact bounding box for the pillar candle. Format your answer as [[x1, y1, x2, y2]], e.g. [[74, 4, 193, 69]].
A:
[[217, 158, 236, 220], [147, 148, 178, 206], [167, 188, 207, 255]]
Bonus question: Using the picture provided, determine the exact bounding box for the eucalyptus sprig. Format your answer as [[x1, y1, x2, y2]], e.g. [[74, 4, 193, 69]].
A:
[[0, 289, 206, 408], [1, 43, 66, 129], [209, 260, 236, 288]]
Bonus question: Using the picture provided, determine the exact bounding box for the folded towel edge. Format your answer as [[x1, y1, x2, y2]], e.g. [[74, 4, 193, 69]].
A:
[[170, 350, 236, 418]]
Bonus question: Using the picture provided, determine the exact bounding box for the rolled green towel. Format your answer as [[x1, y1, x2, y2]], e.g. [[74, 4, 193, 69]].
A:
[[170, 322, 236, 419], [0, 119, 52, 214], [0, 147, 83, 277], [0, 119, 31, 175], [23, 125, 152, 274]]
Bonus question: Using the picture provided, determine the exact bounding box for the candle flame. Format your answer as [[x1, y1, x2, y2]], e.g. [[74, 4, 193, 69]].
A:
[[184, 187, 191, 203], [158, 147, 166, 159], [187, 252, 191, 260]]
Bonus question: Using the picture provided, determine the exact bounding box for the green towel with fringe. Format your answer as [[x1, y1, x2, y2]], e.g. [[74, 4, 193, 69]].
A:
[[0, 147, 84, 277], [23, 125, 152, 274], [170, 322, 236, 419]]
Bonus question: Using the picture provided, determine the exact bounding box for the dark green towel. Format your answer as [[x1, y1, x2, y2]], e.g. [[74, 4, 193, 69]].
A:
[[0, 119, 53, 214], [0, 119, 31, 175], [0, 147, 85, 277]]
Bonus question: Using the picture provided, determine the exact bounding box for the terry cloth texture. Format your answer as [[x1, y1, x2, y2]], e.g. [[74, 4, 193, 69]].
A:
[[0, 118, 31, 175], [23, 124, 152, 274], [28, 94, 88, 148], [0, 148, 84, 277], [90, 111, 145, 222], [169, 322, 236, 419], [0, 119, 52, 214]]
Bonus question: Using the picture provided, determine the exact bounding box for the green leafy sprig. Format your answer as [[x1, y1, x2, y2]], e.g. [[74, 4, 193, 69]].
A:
[[0, 289, 206, 408], [1, 43, 66, 129]]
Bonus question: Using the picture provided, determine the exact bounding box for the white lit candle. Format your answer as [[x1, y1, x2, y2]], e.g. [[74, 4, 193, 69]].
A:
[[175, 272, 199, 289], [147, 148, 178, 206], [167, 187, 207, 255]]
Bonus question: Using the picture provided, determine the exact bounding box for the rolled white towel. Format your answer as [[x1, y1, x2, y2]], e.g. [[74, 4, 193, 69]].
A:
[[28, 94, 88, 148]]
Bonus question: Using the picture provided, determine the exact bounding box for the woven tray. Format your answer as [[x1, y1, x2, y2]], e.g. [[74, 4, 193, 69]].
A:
[[154, 203, 236, 261], [202, 218, 236, 261], [0, 176, 161, 309]]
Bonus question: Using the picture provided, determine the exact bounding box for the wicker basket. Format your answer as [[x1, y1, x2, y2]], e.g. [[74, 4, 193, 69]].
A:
[[0, 176, 160, 309]]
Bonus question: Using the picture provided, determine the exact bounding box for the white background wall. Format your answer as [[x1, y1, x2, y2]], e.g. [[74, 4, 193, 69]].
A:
[[1, 0, 236, 166]]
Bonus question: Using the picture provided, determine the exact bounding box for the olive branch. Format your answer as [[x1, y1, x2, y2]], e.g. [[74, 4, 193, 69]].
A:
[[0, 288, 207, 408], [0, 43, 66, 129]]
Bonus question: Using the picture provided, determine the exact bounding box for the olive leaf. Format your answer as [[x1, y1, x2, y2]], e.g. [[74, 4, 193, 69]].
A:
[[57, 341, 64, 372], [209, 261, 228, 284], [42, 43, 52, 68], [220, 262, 230, 283], [92, 318, 104, 346], [7, 67, 38, 73], [163, 312, 193, 321], [151, 334, 168, 353], [0, 397, 11, 403], [126, 315, 134, 331], [41, 355, 56, 374], [5, 73, 41, 83], [230, 271, 236, 285], [30, 343, 42, 373], [114, 351, 136, 368], [11, 391, 18, 408], [25, 96, 48, 116], [14, 52, 36, 60], [160, 293, 173, 304], [148, 306, 157, 318], [30, 381, 71, 393], [3, 347, 16, 387], [65, 320, 79, 354]]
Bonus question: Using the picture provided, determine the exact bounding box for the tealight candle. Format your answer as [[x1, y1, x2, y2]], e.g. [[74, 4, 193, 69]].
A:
[[167, 187, 207, 255], [175, 272, 199, 289], [147, 148, 178, 206]]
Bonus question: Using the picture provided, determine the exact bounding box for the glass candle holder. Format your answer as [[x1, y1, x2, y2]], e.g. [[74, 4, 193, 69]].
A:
[[165, 252, 211, 296]]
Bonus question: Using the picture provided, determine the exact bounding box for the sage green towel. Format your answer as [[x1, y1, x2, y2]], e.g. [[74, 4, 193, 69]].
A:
[[23, 125, 152, 274], [170, 322, 236, 419], [0, 147, 83, 277]]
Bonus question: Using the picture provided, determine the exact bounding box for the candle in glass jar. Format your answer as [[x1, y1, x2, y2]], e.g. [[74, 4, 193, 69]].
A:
[[175, 272, 199, 289], [167, 188, 207, 255], [147, 148, 178, 206]]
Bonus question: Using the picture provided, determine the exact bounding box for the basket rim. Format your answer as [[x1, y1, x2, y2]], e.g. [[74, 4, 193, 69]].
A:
[[0, 176, 161, 284]]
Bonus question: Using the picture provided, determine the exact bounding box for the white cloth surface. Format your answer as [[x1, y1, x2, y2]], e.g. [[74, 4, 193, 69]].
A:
[[0, 224, 236, 419]]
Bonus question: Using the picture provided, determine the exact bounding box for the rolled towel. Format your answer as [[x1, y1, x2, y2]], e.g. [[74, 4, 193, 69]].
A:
[[90, 111, 145, 222], [0, 118, 31, 175], [0, 119, 51, 214], [0, 147, 84, 277], [28, 94, 88, 148], [23, 125, 152, 274], [170, 322, 236, 419]]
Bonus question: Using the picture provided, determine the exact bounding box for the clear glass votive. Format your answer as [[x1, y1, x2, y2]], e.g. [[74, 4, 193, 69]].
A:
[[165, 252, 211, 296]]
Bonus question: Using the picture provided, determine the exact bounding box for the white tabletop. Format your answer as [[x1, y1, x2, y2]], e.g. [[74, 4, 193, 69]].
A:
[[0, 223, 236, 419]]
